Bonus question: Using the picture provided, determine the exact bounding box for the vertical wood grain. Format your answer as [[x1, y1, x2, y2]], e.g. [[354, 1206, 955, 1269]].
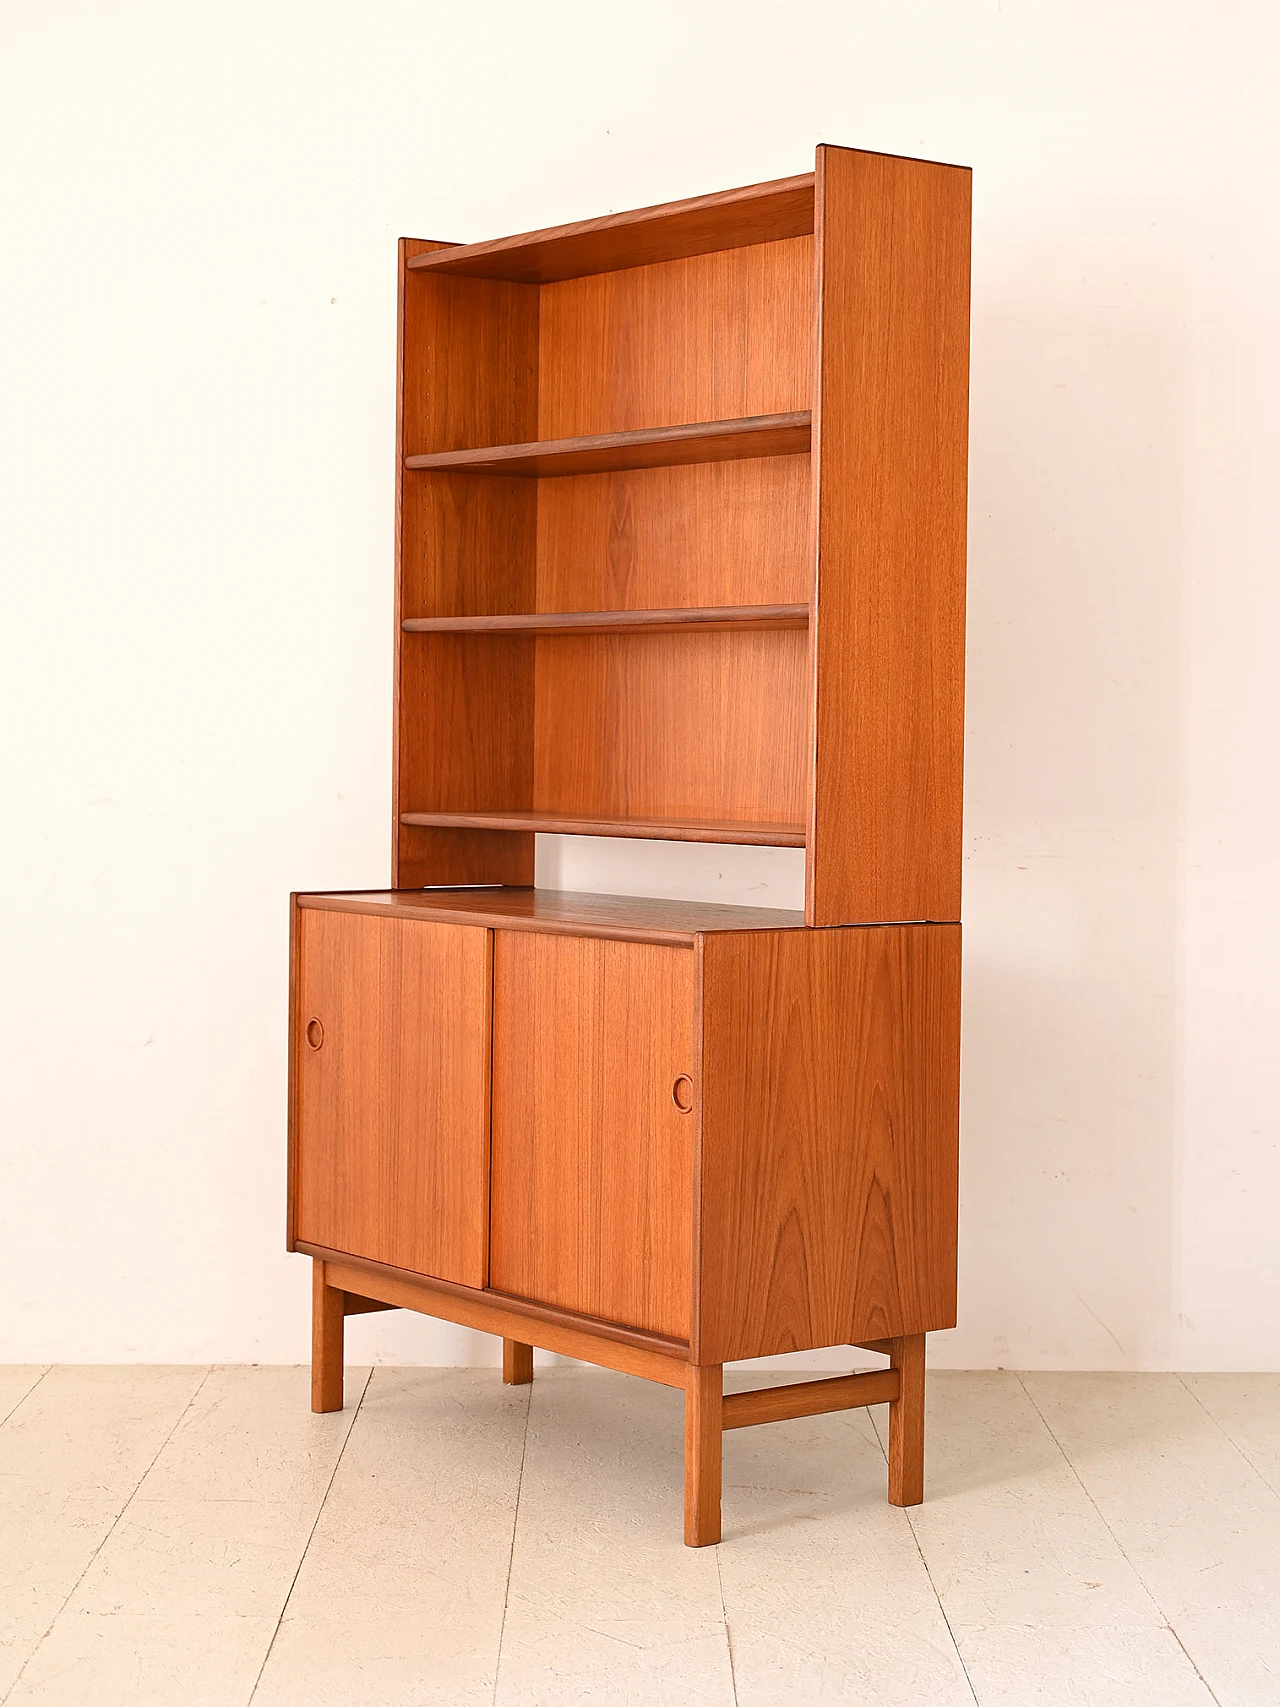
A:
[[531, 628, 807, 827], [490, 931, 695, 1338], [694, 924, 961, 1364], [887, 1333, 926, 1506], [683, 1364, 723, 1547], [394, 237, 538, 886], [292, 908, 492, 1286], [534, 455, 811, 613], [502, 1340, 534, 1385], [537, 236, 812, 437], [807, 147, 971, 925], [311, 1259, 345, 1414]]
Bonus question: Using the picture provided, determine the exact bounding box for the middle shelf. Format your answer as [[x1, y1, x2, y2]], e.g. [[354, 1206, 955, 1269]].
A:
[[399, 810, 807, 848], [403, 411, 811, 478], [401, 603, 809, 636]]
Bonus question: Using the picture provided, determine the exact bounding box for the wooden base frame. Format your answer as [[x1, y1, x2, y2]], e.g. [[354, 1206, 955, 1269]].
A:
[[308, 1256, 928, 1545]]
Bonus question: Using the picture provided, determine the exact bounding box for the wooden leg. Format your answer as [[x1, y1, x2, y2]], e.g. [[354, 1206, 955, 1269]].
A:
[[502, 1339, 534, 1385], [887, 1333, 925, 1506], [684, 1364, 723, 1546], [311, 1259, 345, 1413]]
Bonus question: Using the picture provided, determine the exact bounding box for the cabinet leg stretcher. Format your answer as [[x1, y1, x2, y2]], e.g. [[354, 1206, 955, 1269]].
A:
[[308, 1256, 927, 1547]]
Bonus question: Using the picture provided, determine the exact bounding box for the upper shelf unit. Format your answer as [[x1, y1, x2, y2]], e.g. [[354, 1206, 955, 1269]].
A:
[[404, 412, 811, 478], [404, 173, 815, 284], [393, 146, 972, 926]]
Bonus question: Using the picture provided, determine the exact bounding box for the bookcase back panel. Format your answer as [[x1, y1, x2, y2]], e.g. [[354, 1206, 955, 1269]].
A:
[[531, 630, 807, 825], [536, 237, 813, 438], [534, 456, 811, 612]]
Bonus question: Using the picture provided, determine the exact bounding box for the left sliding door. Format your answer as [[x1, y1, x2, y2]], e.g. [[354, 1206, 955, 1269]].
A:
[[291, 905, 491, 1287]]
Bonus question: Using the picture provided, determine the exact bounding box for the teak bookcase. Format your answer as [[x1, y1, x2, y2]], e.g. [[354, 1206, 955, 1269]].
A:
[[288, 144, 971, 1546]]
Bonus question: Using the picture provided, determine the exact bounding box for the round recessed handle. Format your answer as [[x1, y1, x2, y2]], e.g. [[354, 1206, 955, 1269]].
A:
[[672, 1074, 694, 1114], [305, 1018, 325, 1051]]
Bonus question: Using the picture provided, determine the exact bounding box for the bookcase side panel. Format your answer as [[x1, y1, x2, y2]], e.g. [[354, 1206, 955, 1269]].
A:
[[806, 149, 971, 926], [693, 924, 961, 1364]]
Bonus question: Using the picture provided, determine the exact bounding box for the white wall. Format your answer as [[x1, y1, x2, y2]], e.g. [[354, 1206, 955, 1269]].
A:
[[2, 0, 1277, 1370]]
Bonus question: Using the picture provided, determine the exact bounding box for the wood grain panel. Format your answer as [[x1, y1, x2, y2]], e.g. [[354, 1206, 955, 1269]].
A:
[[405, 173, 814, 284], [405, 412, 809, 476], [398, 633, 533, 811], [535, 455, 811, 611], [721, 1368, 900, 1429], [807, 146, 971, 925], [318, 1255, 691, 1383], [399, 809, 805, 847], [399, 471, 538, 618], [394, 238, 538, 886], [296, 888, 805, 944], [532, 629, 808, 826], [292, 908, 491, 1286], [402, 604, 808, 636], [684, 1364, 722, 1547], [694, 924, 961, 1363], [491, 932, 695, 1338], [538, 237, 813, 438]]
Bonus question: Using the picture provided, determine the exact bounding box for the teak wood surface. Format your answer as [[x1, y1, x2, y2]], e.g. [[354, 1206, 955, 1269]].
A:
[[394, 230, 815, 873], [394, 236, 537, 889], [401, 604, 807, 636], [695, 923, 962, 1363], [295, 887, 805, 944], [398, 809, 807, 847], [404, 412, 810, 477], [720, 1367, 900, 1429], [404, 172, 816, 283], [490, 932, 695, 1339], [806, 145, 971, 925], [314, 1256, 690, 1387], [297, 145, 968, 1545], [291, 908, 492, 1285], [535, 455, 810, 613]]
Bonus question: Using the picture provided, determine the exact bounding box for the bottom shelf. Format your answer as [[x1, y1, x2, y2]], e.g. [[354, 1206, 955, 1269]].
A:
[[399, 808, 806, 848]]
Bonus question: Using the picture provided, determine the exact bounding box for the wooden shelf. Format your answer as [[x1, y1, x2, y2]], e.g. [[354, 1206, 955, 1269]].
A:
[[404, 413, 811, 479], [399, 810, 806, 848], [403, 173, 815, 284], [401, 604, 809, 637], [297, 888, 806, 946]]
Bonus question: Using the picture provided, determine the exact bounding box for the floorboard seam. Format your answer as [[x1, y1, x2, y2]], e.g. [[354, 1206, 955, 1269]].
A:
[[714, 1543, 738, 1706], [1176, 1373, 1280, 1503], [1014, 1373, 1223, 1704], [491, 1378, 532, 1706], [0, 1367, 51, 1431], [866, 1402, 980, 1705], [0, 1364, 214, 1707], [245, 1364, 373, 1707], [1167, 1622, 1227, 1707]]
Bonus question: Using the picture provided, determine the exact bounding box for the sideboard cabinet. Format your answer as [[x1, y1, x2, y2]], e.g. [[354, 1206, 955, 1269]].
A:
[[288, 144, 971, 1546]]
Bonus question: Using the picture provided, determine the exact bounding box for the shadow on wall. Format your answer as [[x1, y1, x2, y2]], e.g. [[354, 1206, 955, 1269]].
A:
[[950, 229, 1186, 1371]]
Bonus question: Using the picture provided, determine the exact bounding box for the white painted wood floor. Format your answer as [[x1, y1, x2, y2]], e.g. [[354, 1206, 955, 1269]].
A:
[[1, 1366, 1276, 1705]]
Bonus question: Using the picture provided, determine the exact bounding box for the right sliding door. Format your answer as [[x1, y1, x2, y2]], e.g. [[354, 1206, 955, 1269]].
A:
[[489, 930, 695, 1339]]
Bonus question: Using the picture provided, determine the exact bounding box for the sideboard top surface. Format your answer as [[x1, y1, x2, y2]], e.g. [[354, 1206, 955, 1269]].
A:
[[297, 888, 806, 946]]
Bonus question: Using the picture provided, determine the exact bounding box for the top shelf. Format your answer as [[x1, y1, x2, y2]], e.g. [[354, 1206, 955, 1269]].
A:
[[404, 172, 815, 284], [404, 412, 811, 480]]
